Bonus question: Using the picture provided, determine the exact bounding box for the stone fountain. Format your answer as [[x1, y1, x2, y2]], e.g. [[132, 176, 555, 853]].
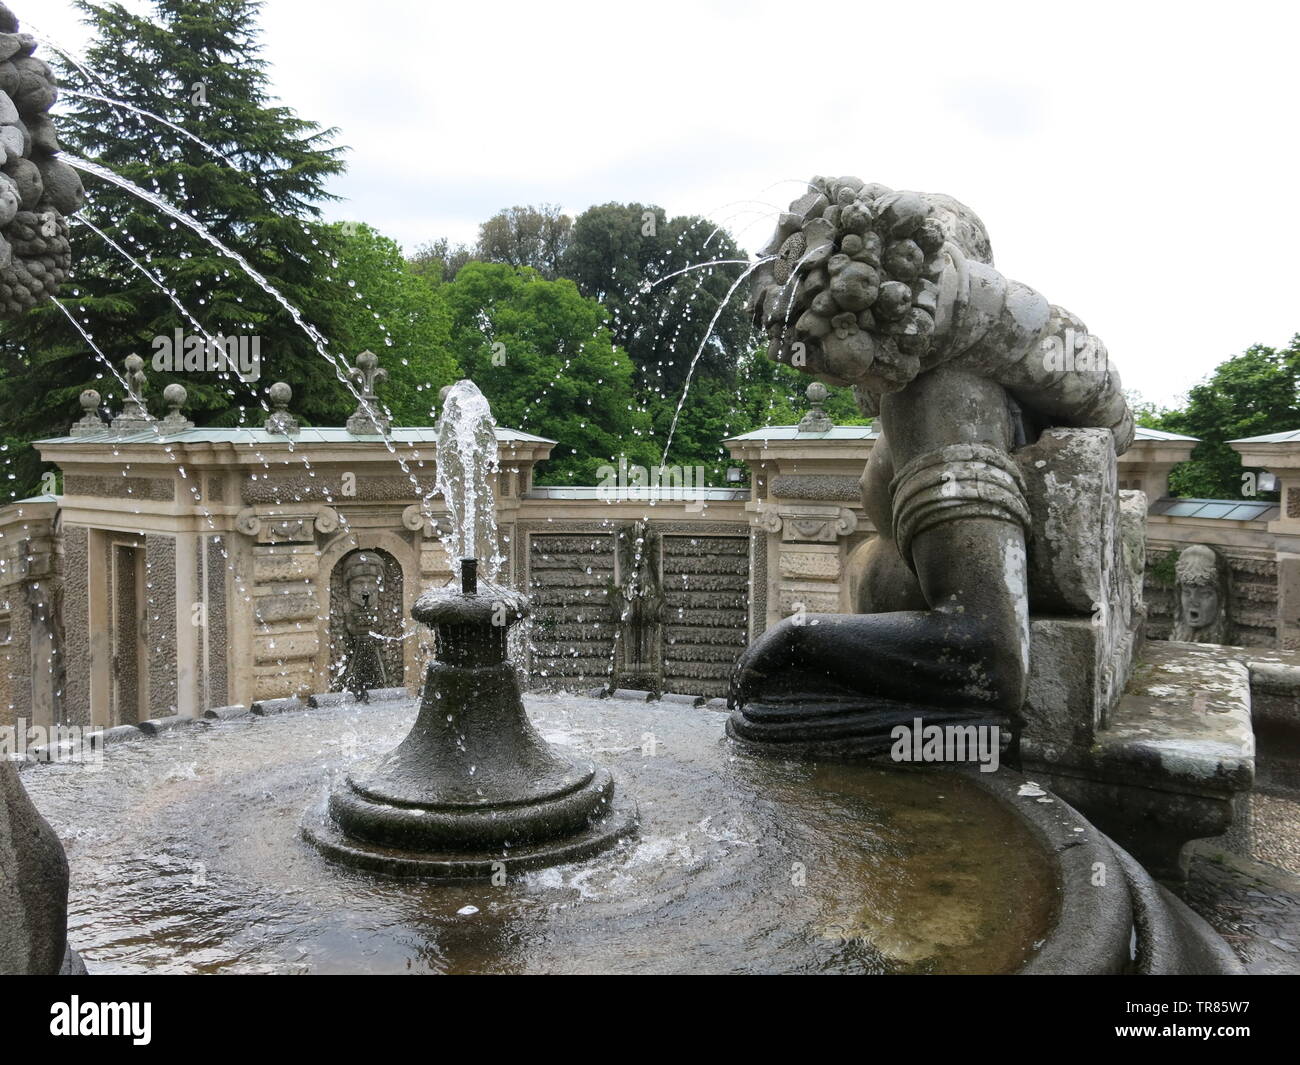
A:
[[304, 381, 636, 876], [0, 43, 1265, 968]]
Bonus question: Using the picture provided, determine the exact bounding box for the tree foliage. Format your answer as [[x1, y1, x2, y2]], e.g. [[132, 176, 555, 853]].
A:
[[560, 203, 755, 396], [0, 0, 350, 495], [328, 224, 459, 425], [476, 205, 571, 279], [432, 262, 656, 483], [1151, 338, 1299, 499]]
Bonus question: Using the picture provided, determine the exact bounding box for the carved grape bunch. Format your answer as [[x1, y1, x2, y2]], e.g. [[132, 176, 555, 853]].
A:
[[749, 177, 958, 395], [0, 2, 84, 318]]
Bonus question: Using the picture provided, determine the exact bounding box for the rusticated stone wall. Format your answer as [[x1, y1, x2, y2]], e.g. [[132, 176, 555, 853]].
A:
[[521, 522, 750, 697], [145, 534, 177, 717], [61, 526, 88, 726], [660, 533, 749, 696], [0, 508, 64, 728], [204, 534, 228, 708], [0, 572, 26, 730], [525, 529, 618, 688]]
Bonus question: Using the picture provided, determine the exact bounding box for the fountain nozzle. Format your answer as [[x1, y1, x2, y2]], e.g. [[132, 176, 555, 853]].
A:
[[460, 558, 478, 596]]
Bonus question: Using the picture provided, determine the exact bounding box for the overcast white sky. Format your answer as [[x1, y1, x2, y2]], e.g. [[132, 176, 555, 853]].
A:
[[33, 0, 1300, 407]]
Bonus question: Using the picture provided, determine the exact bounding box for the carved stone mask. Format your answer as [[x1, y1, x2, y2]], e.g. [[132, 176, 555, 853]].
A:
[[343, 554, 384, 609], [1179, 583, 1219, 629]]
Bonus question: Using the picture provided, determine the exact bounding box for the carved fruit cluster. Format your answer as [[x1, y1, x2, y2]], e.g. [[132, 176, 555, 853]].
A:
[[750, 177, 947, 392], [0, 2, 83, 317]]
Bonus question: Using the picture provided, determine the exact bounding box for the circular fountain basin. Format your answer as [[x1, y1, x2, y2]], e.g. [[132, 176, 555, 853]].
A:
[[20, 694, 1061, 974]]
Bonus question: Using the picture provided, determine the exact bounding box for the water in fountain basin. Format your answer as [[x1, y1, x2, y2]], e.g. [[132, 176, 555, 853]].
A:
[[21, 696, 1056, 975]]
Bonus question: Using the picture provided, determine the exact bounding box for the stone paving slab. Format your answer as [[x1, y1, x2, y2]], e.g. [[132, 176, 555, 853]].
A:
[[1176, 846, 1300, 975]]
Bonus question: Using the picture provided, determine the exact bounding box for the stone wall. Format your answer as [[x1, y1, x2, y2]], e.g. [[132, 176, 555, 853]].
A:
[[524, 528, 618, 689], [204, 534, 228, 709], [0, 561, 28, 731], [61, 526, 88, 727], [145, 534, 177, 717], [659, 531, 749, 697], [520, 522, 750, 697], [0, 504, 63, 730]]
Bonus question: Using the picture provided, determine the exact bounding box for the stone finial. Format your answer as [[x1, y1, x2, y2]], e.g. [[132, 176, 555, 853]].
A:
[[797, 381, 834, 433], [346, 350, 390, 435], [110, 354, 155, 433], [265, 381, 299, 436], [69, 388, 105, 436], [159, 382, 193, 434]]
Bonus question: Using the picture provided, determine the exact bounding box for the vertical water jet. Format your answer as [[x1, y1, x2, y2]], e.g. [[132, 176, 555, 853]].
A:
[[304, 382, 636, 877]]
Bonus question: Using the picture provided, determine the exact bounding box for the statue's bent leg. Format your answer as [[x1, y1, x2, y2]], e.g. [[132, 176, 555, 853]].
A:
[[729, 369, 1031, 752]]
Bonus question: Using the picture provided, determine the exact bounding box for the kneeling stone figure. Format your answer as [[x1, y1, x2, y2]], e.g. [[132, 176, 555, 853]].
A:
[[729, 178, 1134, 753]]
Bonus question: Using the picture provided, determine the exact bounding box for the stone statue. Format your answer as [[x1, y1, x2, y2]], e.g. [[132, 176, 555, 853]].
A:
[[0, 2, 83, 318], [610, 520, 664, 690], [338, 551, 388, 698], [730, 178, 1133, 753], [1171, 544, 1232, 645]]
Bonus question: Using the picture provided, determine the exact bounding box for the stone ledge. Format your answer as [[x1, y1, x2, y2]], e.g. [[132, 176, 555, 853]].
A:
[[96, 724, 148, 746], [202, 704, 249, 721], [1024, 640, 1257, 879], [655, 693, 705, 707], [137, 714, 193, 736], [250, 696, 307, 716], [307, 688, 410, 708], [1099, 641, 1254, 794], [604, 688, 653, 702]]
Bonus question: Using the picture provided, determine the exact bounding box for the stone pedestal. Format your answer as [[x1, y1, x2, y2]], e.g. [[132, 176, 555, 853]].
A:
[[1014, 430, 1254, 878], [304, 564, 636, 878]]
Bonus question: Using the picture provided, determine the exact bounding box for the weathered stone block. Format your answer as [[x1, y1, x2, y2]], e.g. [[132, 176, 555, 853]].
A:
[[252, 592, 318, 625], [252, 546, 318, 583], [779, 549, 841, 580], [253, 630, 318, 662], [778, 586, 840, 614], [1023, 617, 1107, 759], [1017, 428, 1123, 615], [252, 668, 313, 702], [202, 703, 248, 721], [137, 713, 190, 735]]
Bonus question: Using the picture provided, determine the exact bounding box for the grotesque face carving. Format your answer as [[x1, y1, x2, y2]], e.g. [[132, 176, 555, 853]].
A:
[[1179, 582, 1220, 630], [1171, 544, 1231, 646], [343, 553, 384, 611]]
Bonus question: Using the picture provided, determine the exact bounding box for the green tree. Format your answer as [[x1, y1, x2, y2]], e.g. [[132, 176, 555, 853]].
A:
[[327, 224, 459, 424], [0, 0, 347, 496], [654, 347, 869, 480], [407, 237, 473, 285], [560, 203, 755, 397], [476, 205, 572, 279], [433, 262, 655, 483], [1154, 338, 1299, 499], [1125, 389, 1177, 430]]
